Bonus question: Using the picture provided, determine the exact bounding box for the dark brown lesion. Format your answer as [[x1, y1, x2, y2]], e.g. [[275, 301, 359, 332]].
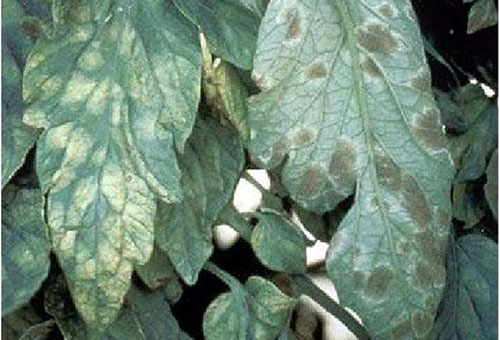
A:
[[413, 108, 447, 150], [391, 318, 412, 338], [365, 265, 393, 298], [411, 71, 432, 93], [298, 166, 328, 197], [378, 4, 395, 18], [294, 128, 316, 147], [414, 262, 433, 288], [306, 63, 327, 79], [361, 58, 382, 78], [356, 24, 397, 54], [285, 8, 301, 40], [401, 174, 431, 230], [328, 140, 357, 190]]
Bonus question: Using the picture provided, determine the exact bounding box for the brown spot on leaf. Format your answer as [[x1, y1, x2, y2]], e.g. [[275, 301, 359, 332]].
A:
[[298, 166, 328, 197], [415, 263, 432, 287], [294, 128, 315, 147], [375, 154, 401, 191], [357, 24, 397, 54], [268, 137, 291, 167], [285, 9, 301, 40], [328, 140, 357, 190], [391, 318, 412, 338], [411, 71, 432, 93], [411, 312, 434, 337], [378, 4, 395, 18], [306, 63, 327, 79], [418, 231, 445, 264], [353, 271, 365, 289], [361, 58, 382, 78], [413, 108, 447, 150], [401, 174, 430, 229], [366, 266, 393, 298]]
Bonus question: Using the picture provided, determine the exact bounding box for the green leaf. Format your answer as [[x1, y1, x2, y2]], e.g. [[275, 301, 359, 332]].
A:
[[172, 0, 260, 70], [452, 181, 486, 228], [1, 0, 40, 187], [22, 0, 201, 327], [2, 185, 50, 316], [2, 304, 46, 340], [440, 85, 497, 181], [203, 274, 296, 340], [156, 118, 244, 285], [45, 275, 191, 339], [484, 149, 498, 219], [467, 0, 498, 34], [250, 212, 307, 273], [250, 1, 454, 338], [136, 244, 183, 304], [433, 234, 498, 339]]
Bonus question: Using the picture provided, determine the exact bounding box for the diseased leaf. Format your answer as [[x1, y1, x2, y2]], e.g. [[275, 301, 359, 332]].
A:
[[1, 0, 40, 187], [203, 275, 296, 340], [2, 185, 50, 316], [22, 0, 201, 327], [250, 0, 454, 338], [484, 148, 498, 219], [136, 244, 183, 304], [250, 212, 307, 273], [2, 304, 46, 340], [467, 0, 498, 34], [156, 118, 244, 285], [173, 0, 260, 70], [433, 234, 498, 339], [45, 275, 191, 339]]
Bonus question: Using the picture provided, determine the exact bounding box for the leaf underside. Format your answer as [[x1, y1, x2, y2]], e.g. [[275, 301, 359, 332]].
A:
[[248, 0, 454, 338], [22, 0, 201, 327]]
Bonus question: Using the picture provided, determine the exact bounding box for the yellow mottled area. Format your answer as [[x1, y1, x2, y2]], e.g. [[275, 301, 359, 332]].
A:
[[51, 169, 76, 192], [77, 258, 96, 281], [23, 109, 49, 128], [79, 50, 105, 71], [61, 73, 97, 104], [56, 230, 77, 255], [41, 76, 64, 94], [62, 128, 93, 167], [45, 123, 73, 149], [26, 52, 46, 70], [101, 164, 126, 211], [87, 78, 110, 114]]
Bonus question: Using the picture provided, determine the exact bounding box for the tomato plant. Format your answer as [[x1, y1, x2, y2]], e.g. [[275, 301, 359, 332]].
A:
[[2, 0, 497, 339]]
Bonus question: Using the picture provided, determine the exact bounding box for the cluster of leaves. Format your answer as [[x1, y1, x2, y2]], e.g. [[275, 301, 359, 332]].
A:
[[2, 0, 497, 339]]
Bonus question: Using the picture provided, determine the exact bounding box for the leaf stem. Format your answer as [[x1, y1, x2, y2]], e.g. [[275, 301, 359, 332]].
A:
[[291, 274, 370, 340], [203, 261, 240, 289], [242, 171, 268, 193], [217, 204, 253, 242]]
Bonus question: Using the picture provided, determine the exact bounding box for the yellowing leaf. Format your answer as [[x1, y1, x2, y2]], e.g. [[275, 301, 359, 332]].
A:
[[249, 0, 454, 338], [22, 0, 201, 327]]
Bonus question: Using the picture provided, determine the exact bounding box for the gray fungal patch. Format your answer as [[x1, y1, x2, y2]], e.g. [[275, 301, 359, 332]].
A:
[[356, 24, 397, 54]]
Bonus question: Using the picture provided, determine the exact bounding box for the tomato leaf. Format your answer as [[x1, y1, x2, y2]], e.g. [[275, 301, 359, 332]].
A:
[[1, 0, 41, 187], [485, 148, 498, 219], [2, 185, 50, 316], [466, 0, 498, 34], [156, 118, 244, 285], [173, 0, 260, 70], [22, 0, 201, 327], [433, 234, 498, 339], [250, 212, 307, 274], [203, 275, 296, 340], [250, 1, 454, 337]]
